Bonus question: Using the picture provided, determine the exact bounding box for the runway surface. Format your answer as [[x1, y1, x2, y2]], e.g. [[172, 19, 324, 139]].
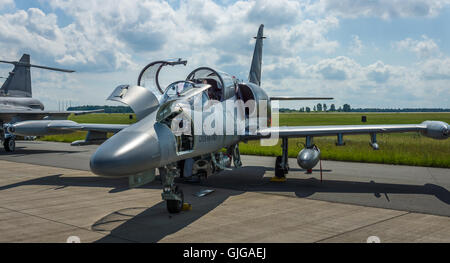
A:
[[0, 141, 449, 243]]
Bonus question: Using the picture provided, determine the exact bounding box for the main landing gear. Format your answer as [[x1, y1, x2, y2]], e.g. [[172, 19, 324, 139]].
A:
[[1, 124, 16, 152], [274, 137, 289, 180], [3, 137, 16, 152]]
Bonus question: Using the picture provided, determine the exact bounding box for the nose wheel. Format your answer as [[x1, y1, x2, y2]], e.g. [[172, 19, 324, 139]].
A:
[[160, 166, 185, 214], [166, 186, 184, 214]]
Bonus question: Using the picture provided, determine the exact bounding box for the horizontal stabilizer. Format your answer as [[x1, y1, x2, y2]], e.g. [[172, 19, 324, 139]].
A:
[[69, 109, 105, 115], [29, 64, 75, 73], [0, 54, 74, 97]]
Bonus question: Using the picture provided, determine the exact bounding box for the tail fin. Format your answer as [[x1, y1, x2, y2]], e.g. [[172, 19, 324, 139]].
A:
[[0, 54, 74, 98], [1, 54, 32, 97], [248, 24, 265, 86]]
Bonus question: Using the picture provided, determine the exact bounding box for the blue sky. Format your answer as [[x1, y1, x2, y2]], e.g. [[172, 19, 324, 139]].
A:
[[0, 0, 449, 110]]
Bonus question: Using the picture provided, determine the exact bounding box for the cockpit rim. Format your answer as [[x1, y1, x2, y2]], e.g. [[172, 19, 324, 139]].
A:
[[186, 67, 225, 91]]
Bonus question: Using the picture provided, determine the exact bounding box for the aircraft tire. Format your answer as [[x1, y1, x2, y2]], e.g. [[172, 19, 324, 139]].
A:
[[4, 138, 15, 152], [167, 186, 184, 214], [275, 156, 286, 178]]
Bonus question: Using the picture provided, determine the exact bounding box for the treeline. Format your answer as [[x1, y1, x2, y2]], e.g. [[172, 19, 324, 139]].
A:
[[283, 103, 352, 113], [68, 105, 133, 113], [350, 108, 450, 112], [281, 103, 450, 113]]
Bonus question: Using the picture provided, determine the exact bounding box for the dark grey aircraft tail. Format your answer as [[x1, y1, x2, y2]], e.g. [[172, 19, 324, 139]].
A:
[[0, 54, 74, 98], [1, 54, 32, 97], [248, 24, 265, 87]]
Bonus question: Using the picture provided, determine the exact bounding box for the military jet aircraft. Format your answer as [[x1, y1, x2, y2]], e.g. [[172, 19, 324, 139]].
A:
[[10, 25, 449, 213], [0, 54, 102, 152]]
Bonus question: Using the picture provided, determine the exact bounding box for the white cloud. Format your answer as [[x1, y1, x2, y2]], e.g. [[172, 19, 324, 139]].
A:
[[394, 35, 440, 59], [1, 0, 449, 109], [265, 16, 340, 56], [349, 35, 363, 55], [247, 0, 303, 27], [419, 58, 450, 80], [40, 0, 339, 69], [4, 0, 341, 108], [263, 55, 449, 108], [0, 0, 13, 10], [0, 7, 136, 72], [315, 0, 450, 19], [311, 56, 361, 80]]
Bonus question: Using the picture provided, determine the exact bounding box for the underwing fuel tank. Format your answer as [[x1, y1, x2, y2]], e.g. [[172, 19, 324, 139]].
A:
[[7, 120, 78, 136], [89, 113, 178, 177], [297, 148, 321, 170], [421, 121, 449, 140]]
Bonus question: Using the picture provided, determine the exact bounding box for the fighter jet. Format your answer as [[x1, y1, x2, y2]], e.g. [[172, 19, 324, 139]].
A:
[[0, 54, 102, 152], [10, 25, 449, 213]]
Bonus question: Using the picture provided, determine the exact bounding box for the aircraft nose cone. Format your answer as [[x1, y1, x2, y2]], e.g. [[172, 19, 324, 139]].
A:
[[90, 129, 161, 177]]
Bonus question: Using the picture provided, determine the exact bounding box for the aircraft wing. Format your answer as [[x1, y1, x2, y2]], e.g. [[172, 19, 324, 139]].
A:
[[9, 120, 130, 146], [10, 120, 128, 135], [49, 122, 129, 134], [257, 121, 449, 140], [0, 109, 104, 123]]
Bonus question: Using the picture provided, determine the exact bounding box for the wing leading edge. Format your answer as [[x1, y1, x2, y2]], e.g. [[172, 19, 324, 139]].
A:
[[257, 121, 449, 140], [9, 120, 129, 136]]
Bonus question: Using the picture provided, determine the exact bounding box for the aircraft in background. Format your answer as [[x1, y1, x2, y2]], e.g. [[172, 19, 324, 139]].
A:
[[0, 54, 102, 152], [10, 25, 449, 213]]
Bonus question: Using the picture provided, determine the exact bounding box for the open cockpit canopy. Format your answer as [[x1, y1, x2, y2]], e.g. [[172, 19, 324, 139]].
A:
[[137, 61, 237, 103], [137, 59, 187, 96]]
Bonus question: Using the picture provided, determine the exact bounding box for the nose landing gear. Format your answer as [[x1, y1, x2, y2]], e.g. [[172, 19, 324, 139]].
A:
[[166, 186, 184, 214], [160, 166, 185, 214]]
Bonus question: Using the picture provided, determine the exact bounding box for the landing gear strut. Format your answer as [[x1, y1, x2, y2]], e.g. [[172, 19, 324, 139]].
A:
[[275, 138, 289, 179], [160, 165, 184, 214]]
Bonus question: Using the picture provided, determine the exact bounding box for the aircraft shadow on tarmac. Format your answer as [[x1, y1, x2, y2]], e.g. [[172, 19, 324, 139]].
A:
[[202, 167, 450, 204], [93, 166, 450, 243], [0, 166, 448, 243]]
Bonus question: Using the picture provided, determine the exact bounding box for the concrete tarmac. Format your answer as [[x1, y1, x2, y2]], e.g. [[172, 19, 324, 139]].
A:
[[0, 141, 449, 243]]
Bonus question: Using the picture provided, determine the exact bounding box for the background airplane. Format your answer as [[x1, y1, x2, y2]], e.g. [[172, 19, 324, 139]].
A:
[[0, 54, 102, 152], [10, 25, 449, 214]]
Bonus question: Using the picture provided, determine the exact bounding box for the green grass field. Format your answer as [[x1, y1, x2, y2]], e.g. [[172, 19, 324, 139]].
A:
[[41, 112, 450, 168]]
